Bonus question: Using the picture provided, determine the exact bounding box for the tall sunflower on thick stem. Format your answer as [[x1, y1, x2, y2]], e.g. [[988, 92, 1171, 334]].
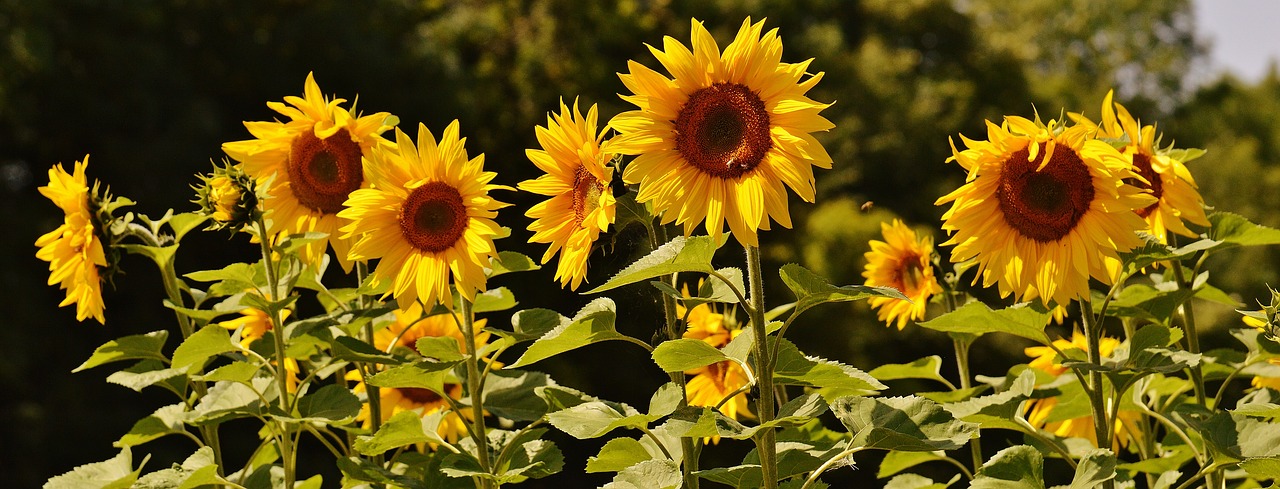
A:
[[223, 72, 395, 272]]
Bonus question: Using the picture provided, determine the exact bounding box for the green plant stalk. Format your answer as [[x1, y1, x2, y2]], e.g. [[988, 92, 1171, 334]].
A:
[[255, 219, 294, 488], [130, 223, 225, 473], [1169, 259, 1220, 488], [651, 225, 699, 489], [952, 337, 983, 471], [746, 245, 778, 489], [458, 297, 494, 489], [355, 262, 385, 470], [1079, 299, 1114, 489]]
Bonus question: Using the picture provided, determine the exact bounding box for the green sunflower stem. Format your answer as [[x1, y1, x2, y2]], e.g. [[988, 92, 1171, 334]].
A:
[[458, 297, 494, 489], [355, 262, 385, 469], [746, 245, 779, 489], [256, 218, 295, 488], [651, 224, 699, 488], [1170, 259, 1221, 488], [1080, 299, 1114, 489], [952, 336, 982, 471]]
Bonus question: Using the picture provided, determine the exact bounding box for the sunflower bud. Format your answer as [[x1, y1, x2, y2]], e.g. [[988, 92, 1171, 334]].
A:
[[1241, 286, 1280, 342], [194, 161, 258, 232]]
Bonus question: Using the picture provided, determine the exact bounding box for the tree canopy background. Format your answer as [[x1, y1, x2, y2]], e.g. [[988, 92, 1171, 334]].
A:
[[4, 0, 1279, 486]]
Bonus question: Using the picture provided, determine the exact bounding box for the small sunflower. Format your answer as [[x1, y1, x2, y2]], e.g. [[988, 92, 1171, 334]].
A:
[[679, 288, 752, 425], [348, 303, 493, 445], [1252, 358, 1280, 391], [519, 100, 615, 290], [862, 219, 942, 330], [936, 116, 1155, 306], [194, 161, 258, 232], [339, 122, 508, 310], [609, 17, 833, 247], [217, 302, 292, 350], [1071, 91, 1209, 244], [222, 72, 395, 272], [35, 157, 113, 324], [1024, 331, 1142, 449]]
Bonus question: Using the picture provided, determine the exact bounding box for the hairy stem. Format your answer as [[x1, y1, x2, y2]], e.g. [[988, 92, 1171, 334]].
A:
[[953, 337, 983, 471], [746, 245, 778, 489], [1080, 300, 1114, 489], [458, 297, 494, 489], [651, 225, 699, 489], [255, 218, 294, 487]]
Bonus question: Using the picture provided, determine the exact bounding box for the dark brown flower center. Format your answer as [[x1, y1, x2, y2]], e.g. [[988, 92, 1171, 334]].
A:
[[997, 142, 1096, 243], [398, 387, 443, 405], [571, 165, 605, 226], [1124, 153, 1162, 218], [399, 181, 467, 253], [288, 128, 364, 214], [893, 255, 926, 294], [674, 83, 772, 179]]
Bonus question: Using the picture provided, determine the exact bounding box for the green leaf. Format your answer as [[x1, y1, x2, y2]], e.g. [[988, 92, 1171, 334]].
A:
[[330, 335, 403, 365], [416, 336, 464, 362], [296, 384, 361, 421], [191, 379, 270, 424], [884, 473, 959, 489], [1118, 236, 1192, 274], [870, 356, 950, 386], [114, 404, 193, 448], [944, 369, 1036, 430], [602, 459, 682, 489], [496, 439, 564, 482], [587, 438, 654, 473], [774, 339, 887, 392], [648, 382, 684, 419], [878, 451, 948, 479], [546, 401, 650, 439], [185, 262, 257, 286], [118, 244, 176, 271], [366, 361, 459, 395], [1183, 410, 1280, 462], [502, 308, 566, 343], [970, 446, 1044, 489], [1240, 457, 1280, 481], [587, 235, 717, 293], [471, 286, 518, 313], [43, 447, 141, 489], [198, 361, 260, 384], [700, 267, 746, 304], [171, 325, 238, 372], [651, 338, 729, 373], [918, 302, 1050, 343], [829, 395, 977, 451], [105, 360, 185, 393], [1233, 403, 1280, 418], [1065, 449, 1117, 489], [74, 331, 169, 372], [1205, 212, 1280, 253], [780, 263, 907, 315], [511, 298, 638, 368], [336, 456, 431, 489], [487, 251, 540, 278], [697, 464, 762, 488], [133, 446, 227, 489], [482, 369, 555, 421], [354, 410, 449, 456], [167, 212, 208, 241]]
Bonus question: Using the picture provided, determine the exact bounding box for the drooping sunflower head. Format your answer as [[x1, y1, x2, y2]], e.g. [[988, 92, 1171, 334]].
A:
[[936, 115, 1155, 306], [609, 17, 834, 247], [519, 99, 616, 290], [222, 72, 395, 272], [862, 219, 942, 330], [35, 156, 124, 324], [339, 121, 508, 310], [1071, 91, 1210, 243]]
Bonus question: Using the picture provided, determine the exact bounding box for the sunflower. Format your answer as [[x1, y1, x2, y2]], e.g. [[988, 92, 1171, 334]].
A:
[[862, 219, 942, 329], [608, 17, 833, 247], [1253, 358, 1280, 391], [519, 100, 615, 290], [1071, 91, 1209, 243], [1024, 331, 1142, 448], [339, 122, 508, 310], [348, 302, 493, 445], [222, 72, 394, 272], [936, 116, 1155, 306], [217, 300, 292, 349], [35, 157, 110, 324], [679, 288, 753, 425]]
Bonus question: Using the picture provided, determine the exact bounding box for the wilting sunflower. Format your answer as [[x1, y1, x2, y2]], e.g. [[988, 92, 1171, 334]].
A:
[[222, 72, 394, 272], [519, 100, 615, 290], [609, 17, 833, 247], [1025, 331, 1143, 448], [1071, 91, 1209, 244], [679, 288, 753, 425], [862, 220, 942, 329], [35, 157, 110, 324], [936, 116, 1154, 306], [340, 122, 507, 310], [348, 302, 493, 445]]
